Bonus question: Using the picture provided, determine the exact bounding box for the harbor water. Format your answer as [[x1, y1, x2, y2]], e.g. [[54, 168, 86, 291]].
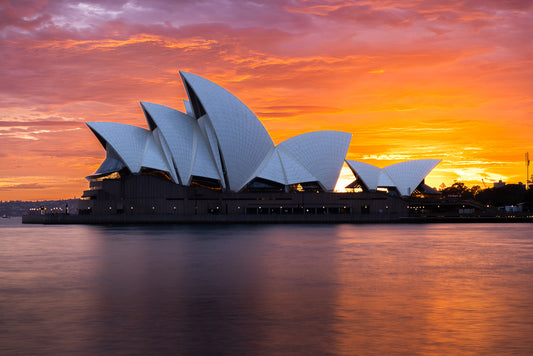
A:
[[1, 218, 533, 355]]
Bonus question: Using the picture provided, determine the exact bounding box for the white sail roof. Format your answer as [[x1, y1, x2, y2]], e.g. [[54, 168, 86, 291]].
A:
[[142, 132, 173, 173], [87, 72, 399, 193], [197, 115, 225, 187], [256, 148, 319, 186], [93, 145, 126, 176], [152, 127, 179, 182], [277, 148, 318, 185], [256, 150, 286, 184], [376, 170, 396, 188], [383, 159, 441, 196], [346, 159, 441, 196], [344, 160, 381, 190], [141, 101, 217, 185], [191, 120, 221, 182], [183, 100, 194, 117], [277, 131, 352, 191], [180, 71, 274, 191], [87, 122, 171, 175], [87, 122, 150, 173]]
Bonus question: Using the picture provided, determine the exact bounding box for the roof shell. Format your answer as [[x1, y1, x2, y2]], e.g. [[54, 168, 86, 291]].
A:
[[86, 122, 170, 175], [276, 148, 317, 185], [191, 121, 221, 182], [142, 131, 173, 173], [94, 145, 126, 176], [87, 72, 432, 194], [180, 71, 274, 191], [152, 127, 179, 182], [141, 102, 197, 184], [256, 150, 286, 184], [256, 148, 319, 186], [345, 160, 381, 190], [346, 159, 441, 196], [277, 131, 352, 191], [383, 159, 441, 196], [87, 122, 149, 173]]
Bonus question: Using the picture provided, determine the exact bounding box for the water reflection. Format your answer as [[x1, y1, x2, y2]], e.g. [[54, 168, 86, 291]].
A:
[[332, 224, 533, 355], [89, 225, 342, 355], [1, 220, 533, 355]]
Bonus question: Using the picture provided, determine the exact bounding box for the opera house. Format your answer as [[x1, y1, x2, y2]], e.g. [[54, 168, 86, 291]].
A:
[[67, 71, 440, 223]]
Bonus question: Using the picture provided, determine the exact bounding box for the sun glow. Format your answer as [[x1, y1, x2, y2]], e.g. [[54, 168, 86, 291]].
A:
[[1, 1, 531, 200]]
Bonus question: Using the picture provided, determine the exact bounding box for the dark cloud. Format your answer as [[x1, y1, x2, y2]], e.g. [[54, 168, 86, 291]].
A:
[[0, 0, 50, 31], [0, 183, 48, 191], [0, 119, 82, 127]]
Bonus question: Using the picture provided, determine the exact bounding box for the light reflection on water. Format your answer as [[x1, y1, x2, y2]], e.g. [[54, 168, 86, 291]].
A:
[[1, 218, 533, 355]]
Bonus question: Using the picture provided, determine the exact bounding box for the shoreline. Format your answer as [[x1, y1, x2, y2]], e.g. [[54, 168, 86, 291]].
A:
[[21, 214, 533, 225]]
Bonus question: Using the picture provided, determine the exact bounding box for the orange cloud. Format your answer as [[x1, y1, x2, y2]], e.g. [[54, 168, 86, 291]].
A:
[[1, 0, 532, 200]]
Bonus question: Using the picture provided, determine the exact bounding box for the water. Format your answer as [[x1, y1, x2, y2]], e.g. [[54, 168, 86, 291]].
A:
[[1, 218, 533, 355]]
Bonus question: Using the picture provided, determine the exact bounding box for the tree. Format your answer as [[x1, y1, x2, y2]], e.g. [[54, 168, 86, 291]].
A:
[[469, 185, 482, 197], [441, 182, 469, 197], [462, 185, 482, 199]]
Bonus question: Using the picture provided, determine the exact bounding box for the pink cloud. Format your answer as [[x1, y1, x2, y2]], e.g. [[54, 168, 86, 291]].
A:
[[1, 0, 532, 199]]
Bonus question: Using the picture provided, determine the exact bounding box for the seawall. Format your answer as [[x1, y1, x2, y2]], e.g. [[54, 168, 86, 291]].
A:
[[21, 214, 533, 225]]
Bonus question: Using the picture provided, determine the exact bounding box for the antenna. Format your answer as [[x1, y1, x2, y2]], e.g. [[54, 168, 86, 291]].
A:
[[526, 152, 530, 190]]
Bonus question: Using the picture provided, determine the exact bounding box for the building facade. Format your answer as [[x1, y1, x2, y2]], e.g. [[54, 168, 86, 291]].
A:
[[71, 72, 439, 222]]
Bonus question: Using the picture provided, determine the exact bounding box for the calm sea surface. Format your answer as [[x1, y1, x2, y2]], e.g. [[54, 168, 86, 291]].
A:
[[1, 218, 533, 355]]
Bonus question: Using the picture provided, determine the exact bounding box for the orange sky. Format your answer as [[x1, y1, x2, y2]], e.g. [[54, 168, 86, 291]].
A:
[[1, 0, 532, 200]]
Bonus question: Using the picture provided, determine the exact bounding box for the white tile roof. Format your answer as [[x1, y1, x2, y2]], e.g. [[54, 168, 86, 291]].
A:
[[346, 159, 441, 196], [88, 72, 432, 194], [179, 72, 277, 191]]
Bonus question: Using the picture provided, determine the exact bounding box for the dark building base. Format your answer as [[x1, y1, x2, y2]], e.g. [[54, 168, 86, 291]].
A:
[[22, 175, 533, 225], [21, 174, 407, 224], [22, 213, 404, 224]]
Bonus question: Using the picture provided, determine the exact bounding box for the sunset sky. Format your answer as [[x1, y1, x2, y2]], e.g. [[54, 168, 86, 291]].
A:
[[1, 0, 532, 200]]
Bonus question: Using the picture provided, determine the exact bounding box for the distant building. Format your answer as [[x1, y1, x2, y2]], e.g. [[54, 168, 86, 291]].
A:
[[494, 180, 506, 189]]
